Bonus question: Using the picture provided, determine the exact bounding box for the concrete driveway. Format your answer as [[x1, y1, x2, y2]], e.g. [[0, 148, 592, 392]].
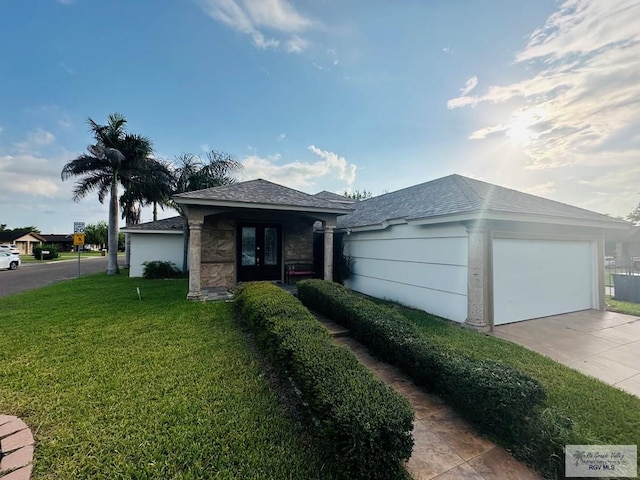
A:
[[492, 310, 640, 398]]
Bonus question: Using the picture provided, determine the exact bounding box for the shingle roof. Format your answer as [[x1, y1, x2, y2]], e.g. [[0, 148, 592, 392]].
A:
[[40, 234, 73, 242], [174, 179, 354, 213], [314, 190, 356, 204], [0, 230, 44, 242], [122, 216, 184, 232], [337, 174, 629, 229]]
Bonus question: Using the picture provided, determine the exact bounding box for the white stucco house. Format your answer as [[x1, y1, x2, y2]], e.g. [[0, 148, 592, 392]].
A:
[[123, 174, 630, 330], [121, 216, 186, 277], [337, 174, 629, 330]]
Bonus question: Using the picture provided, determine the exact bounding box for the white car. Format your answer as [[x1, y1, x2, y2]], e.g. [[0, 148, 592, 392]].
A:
[[0, 244, 20, 255], [0, 251, 21, 270]]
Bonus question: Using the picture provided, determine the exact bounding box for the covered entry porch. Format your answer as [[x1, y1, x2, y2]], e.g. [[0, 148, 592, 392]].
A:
[[173, 179, 353, 300]]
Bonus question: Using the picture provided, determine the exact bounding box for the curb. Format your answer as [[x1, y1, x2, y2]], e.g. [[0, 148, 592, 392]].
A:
[[0, 416, 34, 480]]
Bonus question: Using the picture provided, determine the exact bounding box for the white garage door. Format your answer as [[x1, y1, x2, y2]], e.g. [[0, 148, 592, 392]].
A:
[[493, 238, 595, 325]]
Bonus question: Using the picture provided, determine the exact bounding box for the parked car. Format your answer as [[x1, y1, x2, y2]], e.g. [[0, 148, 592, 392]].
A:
[[0, 251, 21, 270], [0, 244, 20, 255]]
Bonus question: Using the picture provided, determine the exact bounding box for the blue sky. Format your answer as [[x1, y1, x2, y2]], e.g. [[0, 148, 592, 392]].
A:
[[1, 0, 639, 233]]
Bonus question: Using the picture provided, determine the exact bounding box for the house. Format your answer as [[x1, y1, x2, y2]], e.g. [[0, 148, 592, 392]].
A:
[[121, 216, 186, 277], [126, 174, 630, 329], [0, 230, 45, 255], [40, 234, 74, 253], [337, 174, 629, 330], [125, 179, 353, 298]]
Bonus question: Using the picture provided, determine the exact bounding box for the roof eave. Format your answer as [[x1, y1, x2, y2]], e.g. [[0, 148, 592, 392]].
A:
[[407, 210, 631, 230], [174, 197, 353, 215]]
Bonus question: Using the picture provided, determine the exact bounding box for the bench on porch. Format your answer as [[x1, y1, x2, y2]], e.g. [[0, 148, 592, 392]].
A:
[[285, 263, 317, 285]]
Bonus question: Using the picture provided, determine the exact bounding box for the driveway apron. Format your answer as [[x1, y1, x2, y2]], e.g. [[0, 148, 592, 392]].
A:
[[492, 310, 640, 398]]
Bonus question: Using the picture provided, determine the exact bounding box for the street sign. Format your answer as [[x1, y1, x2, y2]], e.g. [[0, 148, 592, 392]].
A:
[[74, 222, 85, 234], [73, 233, 85, 246]]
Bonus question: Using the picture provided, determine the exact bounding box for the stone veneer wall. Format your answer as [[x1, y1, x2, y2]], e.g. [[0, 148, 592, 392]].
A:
[[284, 221, 314, 263], [201, 219, 235, 288]]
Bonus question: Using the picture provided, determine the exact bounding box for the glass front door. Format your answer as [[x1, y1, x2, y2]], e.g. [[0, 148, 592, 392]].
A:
[[237, 223, 282, 282]]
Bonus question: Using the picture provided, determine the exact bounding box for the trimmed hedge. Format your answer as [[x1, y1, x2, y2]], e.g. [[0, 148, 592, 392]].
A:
[[234, 282, 414, 480], [296, 280, 571, 477]]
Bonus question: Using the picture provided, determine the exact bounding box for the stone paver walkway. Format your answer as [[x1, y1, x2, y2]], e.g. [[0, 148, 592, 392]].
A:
[[0, 415, 34, 480], [317, 315, 541, 480]]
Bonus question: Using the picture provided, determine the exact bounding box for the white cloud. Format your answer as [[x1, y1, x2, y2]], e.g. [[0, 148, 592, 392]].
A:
[[277, 133, 286, 142], [196, 0, 315, 52], [460, 76, 478, 96], [28, 128, 56, 146], [240, 146, 357, 190], [447, 0, 640, 172]]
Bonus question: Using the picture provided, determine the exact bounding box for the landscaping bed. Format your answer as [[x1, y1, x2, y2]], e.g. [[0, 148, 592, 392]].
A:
[[234, 281, 414, 480], [296, 280, 597, 479]]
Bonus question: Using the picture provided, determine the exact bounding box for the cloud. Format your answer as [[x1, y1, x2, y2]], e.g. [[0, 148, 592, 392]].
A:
[[28, 129, 56, 146], [447, 0, 640, 171], [240, 146, 356, 190], [460, 76, 478, 96], [277, 133, 286, 142], [195, 0, 315, 52]]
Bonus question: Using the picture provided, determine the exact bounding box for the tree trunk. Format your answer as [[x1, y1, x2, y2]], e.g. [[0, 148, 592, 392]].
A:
[[107, 176, 120, 275], [153, 202, 158, 222]]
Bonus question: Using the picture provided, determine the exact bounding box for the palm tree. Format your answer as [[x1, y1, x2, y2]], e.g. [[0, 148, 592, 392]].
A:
[[170, 151, 243, 271], [61, 113, 158, 275], [120, 158, 173, 267]]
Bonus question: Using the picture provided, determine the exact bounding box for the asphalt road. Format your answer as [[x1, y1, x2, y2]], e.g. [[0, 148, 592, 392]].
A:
[[0, 256, 110, 298]]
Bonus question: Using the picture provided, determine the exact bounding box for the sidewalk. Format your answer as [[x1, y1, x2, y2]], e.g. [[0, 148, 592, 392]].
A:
[[315, 313, 541, 480]]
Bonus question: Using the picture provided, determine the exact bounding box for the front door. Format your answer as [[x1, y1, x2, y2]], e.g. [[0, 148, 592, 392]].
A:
[[237, 223, 282, 282]]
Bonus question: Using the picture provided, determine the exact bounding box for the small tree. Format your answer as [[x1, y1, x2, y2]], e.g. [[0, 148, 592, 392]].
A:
[[627, 203, 640, 225], [84, 221, 108, 248]]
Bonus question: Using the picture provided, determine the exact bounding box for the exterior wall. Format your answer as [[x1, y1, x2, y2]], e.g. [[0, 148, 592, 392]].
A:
[[201, 219, 235, 288], [344, 223, 468, 323], [284, 221, 314, 263], [129, 233, 184, 277]]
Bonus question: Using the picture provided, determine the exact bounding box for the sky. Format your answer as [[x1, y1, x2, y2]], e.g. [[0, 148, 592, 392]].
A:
[[1, 0, 640, 233]]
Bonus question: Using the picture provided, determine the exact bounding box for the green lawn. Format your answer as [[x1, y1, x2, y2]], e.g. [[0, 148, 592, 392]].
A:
[[0, 275, 329, 479], [607, 295, 640, 316], [394, 306, 640, 451], [20, 252, 106, 263]]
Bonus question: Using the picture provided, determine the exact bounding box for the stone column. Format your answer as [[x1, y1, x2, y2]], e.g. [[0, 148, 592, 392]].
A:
[[324, 225, 334, 281], [187, 220, 204, 301], [465, 224, 492, 331]]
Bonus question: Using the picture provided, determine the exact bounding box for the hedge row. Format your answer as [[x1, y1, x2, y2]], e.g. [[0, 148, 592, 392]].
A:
[[234, 282, 414, 480], [296, 280, 573, 478]]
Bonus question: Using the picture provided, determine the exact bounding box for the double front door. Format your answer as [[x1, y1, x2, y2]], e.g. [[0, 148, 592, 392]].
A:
[[237, 223, 282, 282]]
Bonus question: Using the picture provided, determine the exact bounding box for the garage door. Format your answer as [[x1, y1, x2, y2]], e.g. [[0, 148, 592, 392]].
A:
[[493, 238, 595, 325]]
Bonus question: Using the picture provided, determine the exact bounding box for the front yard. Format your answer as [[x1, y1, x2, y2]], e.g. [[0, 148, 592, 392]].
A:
[[0, 275, 329, 479]]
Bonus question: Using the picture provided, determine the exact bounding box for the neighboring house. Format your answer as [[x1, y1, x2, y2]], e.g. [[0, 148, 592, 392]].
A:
[[121, 217, 186, 277], [40, 234, 74, 252], [609, 226, 640, 267], [337, 174, 629, 330], [0, 230, 45, 255]]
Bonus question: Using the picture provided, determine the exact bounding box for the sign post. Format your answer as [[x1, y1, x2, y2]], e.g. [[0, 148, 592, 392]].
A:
[[73, 222, 85, 278]]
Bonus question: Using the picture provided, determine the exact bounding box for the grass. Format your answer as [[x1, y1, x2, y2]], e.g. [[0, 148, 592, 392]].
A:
[[392, 305, 640, 452], [20, 252, 106, 263], [0, 275, 330, 479], [607, 295, 640, 316]]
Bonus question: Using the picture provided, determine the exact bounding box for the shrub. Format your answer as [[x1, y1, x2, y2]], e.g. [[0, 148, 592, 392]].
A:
[[234, 282, 414, 480], [33, 244, 59, 260], [142, 261, 182, 279], [296, 280, 565, 476]]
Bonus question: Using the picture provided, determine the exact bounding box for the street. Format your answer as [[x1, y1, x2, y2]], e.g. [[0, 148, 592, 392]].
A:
[[0, 256, 110, 298]]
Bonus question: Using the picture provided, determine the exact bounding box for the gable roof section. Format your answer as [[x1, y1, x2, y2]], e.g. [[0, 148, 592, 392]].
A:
[[314, 190, 356, 204], [174, 179, 354, 214], [121, 216, 184, 233], [338, 174, 629, 230], [0, 230, 45, 243]]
